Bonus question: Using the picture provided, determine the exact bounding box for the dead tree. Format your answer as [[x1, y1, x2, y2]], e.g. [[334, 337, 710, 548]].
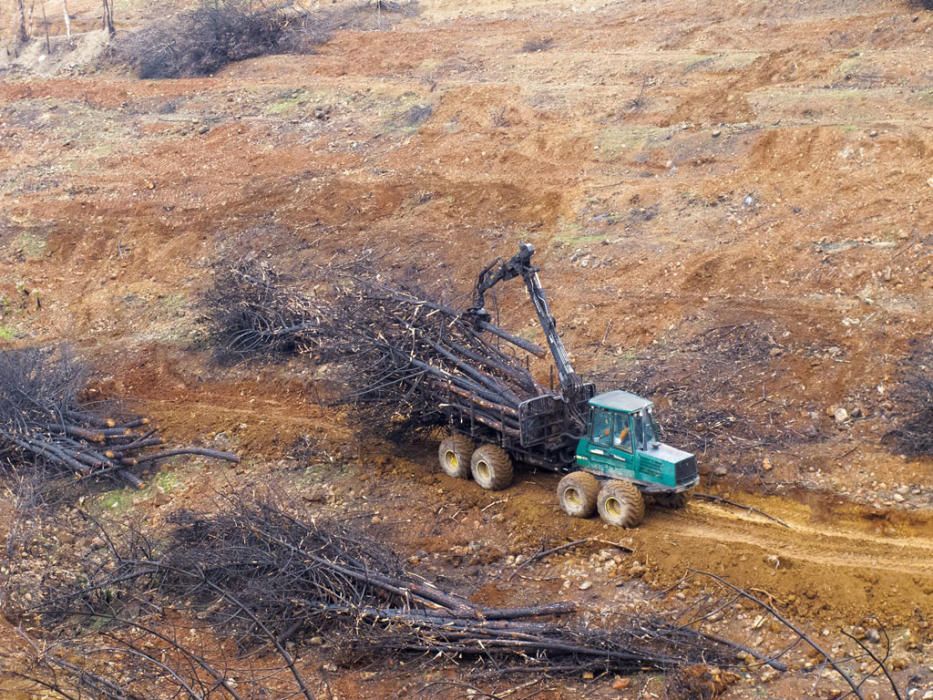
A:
[[62, 0, 71, 39], [16, 0, 29, 43], [102, 0, 114, 36]]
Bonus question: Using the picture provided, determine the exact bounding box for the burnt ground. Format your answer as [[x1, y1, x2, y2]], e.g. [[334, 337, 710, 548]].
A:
[[0, 0, 931, 698]]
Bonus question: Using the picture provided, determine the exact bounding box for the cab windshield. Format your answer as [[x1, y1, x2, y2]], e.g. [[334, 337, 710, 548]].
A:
[[633, 409, 658, 449], [644, 408, 660, 446]]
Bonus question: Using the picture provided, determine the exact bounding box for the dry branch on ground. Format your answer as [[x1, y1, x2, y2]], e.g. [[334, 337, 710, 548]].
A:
[[0, 346, 238, 489], [201, 258, 324, 360], [202, 258, 559, 439], [9, 498, 747, 698]]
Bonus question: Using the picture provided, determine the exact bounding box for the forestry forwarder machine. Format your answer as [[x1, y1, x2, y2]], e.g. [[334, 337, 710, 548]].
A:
[[437, 243, 698, 528]]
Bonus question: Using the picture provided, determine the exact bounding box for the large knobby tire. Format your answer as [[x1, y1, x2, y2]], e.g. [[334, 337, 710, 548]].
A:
[[470, 444, 513, 491], [557, 472, 600, 518], [597, 480, 645, 528], [438, 434, 474, 479]]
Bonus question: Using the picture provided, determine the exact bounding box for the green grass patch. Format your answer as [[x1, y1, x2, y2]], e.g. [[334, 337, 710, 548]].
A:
[[552, 216, 597, 246], [0, 326, 16, 341], [12, 231, 47, 260], [552, 217, 585, 245], [265, 89, 309, 115], [93, 464, 186, 514], [96, 488, 135, 513], [152, 467, 182, 493]]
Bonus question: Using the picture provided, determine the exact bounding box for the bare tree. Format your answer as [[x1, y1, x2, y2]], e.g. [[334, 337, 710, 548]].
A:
[[16, 0, 29, 43], [62, 0, 71, 38], [102, 0, 114, 36]]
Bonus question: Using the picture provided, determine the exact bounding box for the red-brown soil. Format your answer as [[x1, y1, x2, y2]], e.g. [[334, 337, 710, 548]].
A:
[[1, 0, 931, 697]]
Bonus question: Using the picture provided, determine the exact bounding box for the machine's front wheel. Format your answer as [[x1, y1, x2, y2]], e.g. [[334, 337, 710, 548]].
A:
[[470, 444, 513, 490], [597, 480, 645, 528], [438, 434, 474, 479], [557, 472, 599, 518]]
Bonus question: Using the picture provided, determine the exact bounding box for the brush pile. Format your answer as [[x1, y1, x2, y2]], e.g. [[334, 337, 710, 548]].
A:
[[202, 258, 323, 360], [322, 279, 548, 433], [109, 0, 323, 79], [203, 258, 554, 435], [21, 498, 739, 699], [0, 346, 238, 488]]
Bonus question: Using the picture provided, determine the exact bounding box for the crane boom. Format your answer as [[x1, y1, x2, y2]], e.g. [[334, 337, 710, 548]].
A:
[[468, 242, 582, 393]]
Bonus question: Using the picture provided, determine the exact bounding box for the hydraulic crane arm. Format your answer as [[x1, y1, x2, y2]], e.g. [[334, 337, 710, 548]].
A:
[[469, 243, 582, 393]]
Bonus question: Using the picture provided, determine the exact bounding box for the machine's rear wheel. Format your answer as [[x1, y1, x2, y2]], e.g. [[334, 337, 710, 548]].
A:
[[438, 434, 474, 479], [557, 472, 599, 518], [470, 444, 513, 491], [653, 491, 691, 509], [597, 480, 645, 528]]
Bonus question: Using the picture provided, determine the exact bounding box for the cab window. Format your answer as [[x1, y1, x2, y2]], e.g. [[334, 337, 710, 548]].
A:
[[592, 409, 613, 447], [633, 413, 644, 450], [613, 413, 633, 453]]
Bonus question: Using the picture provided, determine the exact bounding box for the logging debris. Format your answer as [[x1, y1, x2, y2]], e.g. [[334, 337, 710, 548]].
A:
[[18, 497, 744, 699], [0, 346, 239, 489], [201, 258, 324, 360], [203, 259, 556, 437]]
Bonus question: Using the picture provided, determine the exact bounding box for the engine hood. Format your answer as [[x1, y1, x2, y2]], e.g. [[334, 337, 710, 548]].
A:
[[644, 442, 694, 465]]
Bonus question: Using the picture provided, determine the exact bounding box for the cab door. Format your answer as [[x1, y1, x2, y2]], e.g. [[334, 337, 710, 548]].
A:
[[607, 411, 635, 473], [588, 408, 634, 478]]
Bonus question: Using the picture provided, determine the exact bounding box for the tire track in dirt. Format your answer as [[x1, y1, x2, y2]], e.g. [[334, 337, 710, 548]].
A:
[[649, 501, 933, 578], [119, 354, 932, 626], [471, 469, 933, 624]]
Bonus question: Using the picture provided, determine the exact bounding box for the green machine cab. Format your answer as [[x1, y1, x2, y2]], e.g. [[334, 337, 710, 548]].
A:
[[575, 390, 698, 494]]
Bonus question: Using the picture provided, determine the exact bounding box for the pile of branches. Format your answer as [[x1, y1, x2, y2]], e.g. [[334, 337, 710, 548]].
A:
[[319, 280, 548, 434], [202, 258, 552, 435], [109, 0, 324, 79], [9, 499, 906, 699], [201, 258, 323, 360], [883, 338, 932, 456], [0, 346, 238, 489], [109, 0, 418, 80], [17, 498, 742, 698]]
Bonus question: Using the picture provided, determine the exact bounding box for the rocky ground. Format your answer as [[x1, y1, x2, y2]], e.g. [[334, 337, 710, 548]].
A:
[[0, 0, 931, 698]]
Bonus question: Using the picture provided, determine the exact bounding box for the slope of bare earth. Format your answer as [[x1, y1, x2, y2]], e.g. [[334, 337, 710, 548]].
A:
[[0, 0, 931, 698]]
